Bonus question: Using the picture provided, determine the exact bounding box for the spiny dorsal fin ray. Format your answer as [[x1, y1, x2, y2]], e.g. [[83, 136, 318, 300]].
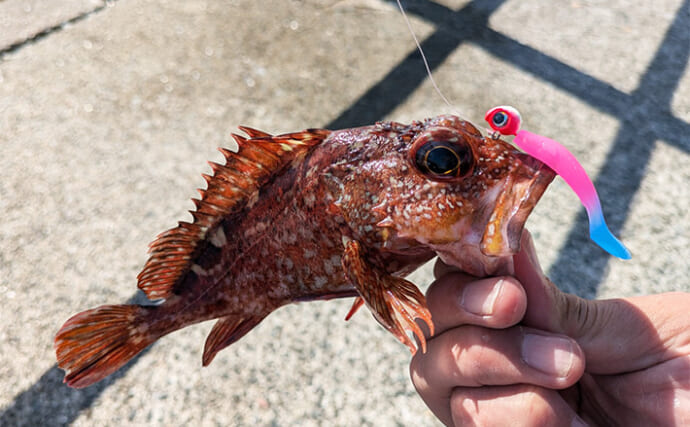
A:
[[237, 125, 271, 138], [137, 127, 330, 300]]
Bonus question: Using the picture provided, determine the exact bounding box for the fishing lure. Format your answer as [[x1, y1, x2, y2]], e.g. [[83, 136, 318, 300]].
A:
[[485, 105, 631, 259]]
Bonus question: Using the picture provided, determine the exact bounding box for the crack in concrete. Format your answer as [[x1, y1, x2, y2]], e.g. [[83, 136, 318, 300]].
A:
[[0, 1, 115, 61]]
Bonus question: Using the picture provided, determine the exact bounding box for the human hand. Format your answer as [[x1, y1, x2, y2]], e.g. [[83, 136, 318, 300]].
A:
[[410, 231, 690, 426]]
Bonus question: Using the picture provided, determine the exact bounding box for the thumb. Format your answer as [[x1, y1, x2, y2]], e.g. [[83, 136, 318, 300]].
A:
[[513, 231, 688, 374]]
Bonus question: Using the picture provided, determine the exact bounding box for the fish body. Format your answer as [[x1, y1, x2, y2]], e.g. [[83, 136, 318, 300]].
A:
[[55, 115, 554, 388]]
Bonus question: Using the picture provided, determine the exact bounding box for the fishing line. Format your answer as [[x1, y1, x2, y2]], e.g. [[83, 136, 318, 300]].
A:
[[394, 0, 463, 118]]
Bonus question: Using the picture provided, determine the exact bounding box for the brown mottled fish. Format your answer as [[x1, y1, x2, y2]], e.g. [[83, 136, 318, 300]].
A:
[[55, 115, 554, 388]]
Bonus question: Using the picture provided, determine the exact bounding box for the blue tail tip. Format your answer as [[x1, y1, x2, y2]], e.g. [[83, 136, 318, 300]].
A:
[[590, 227, 631, 260]]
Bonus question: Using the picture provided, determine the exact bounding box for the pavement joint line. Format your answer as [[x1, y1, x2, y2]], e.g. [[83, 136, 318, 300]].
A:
[[0, 1, 116, 61]]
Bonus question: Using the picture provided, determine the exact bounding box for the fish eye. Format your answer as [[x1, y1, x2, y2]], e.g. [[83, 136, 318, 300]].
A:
[[410, 130, 475, 180], [491, 111, 509, 128]]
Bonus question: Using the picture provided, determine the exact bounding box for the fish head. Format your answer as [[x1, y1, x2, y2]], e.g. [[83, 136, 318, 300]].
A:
[[346, 114, 555, 277]]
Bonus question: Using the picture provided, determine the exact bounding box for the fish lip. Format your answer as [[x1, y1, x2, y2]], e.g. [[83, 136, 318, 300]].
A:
[[479, 155, 556, 257]]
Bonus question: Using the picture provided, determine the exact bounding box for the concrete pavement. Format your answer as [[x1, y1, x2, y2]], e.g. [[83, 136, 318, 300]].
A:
[[1, 0, 688, 425]]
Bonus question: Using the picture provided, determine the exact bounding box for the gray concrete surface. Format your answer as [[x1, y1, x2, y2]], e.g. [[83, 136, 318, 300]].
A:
[[1, 0, 688, 425], [0, 0, 104, 49]]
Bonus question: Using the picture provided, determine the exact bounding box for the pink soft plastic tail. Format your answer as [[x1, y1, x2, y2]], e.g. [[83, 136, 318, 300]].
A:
[[513, 130, 631, 259]]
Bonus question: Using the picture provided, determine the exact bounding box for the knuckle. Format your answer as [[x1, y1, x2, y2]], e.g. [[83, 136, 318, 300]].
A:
[[408, 358, 427, 392], [438, 327, 501, 384], [559, 292, 598, 337]]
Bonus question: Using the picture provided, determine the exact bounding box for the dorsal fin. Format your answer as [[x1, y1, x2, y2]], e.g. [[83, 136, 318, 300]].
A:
[[137, 127, 330, 300]]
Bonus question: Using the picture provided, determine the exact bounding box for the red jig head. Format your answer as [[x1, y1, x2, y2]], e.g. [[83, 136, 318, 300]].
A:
[[485, 105, 522, 136]]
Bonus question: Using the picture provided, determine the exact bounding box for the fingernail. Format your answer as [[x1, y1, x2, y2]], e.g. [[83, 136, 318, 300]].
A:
[[460, 279, 504, 316], [522, 334, 574, 378]]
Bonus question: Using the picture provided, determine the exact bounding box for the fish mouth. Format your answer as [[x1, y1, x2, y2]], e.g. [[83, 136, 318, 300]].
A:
[[480, 154, 556, 257], [429, 154, 555, 277]]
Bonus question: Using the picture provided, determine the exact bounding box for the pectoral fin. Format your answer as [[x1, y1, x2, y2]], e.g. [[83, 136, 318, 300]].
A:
[[341, 240, 433, 354]]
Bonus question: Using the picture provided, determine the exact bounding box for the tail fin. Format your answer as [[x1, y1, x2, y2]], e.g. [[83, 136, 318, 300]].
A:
[[54, 304, 156, 388]]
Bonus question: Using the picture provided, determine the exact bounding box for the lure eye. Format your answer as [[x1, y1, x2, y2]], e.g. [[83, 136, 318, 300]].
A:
[[484, 105, 522, 136], [410, 129, 475, 180], [491, 111, 509, 128]]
